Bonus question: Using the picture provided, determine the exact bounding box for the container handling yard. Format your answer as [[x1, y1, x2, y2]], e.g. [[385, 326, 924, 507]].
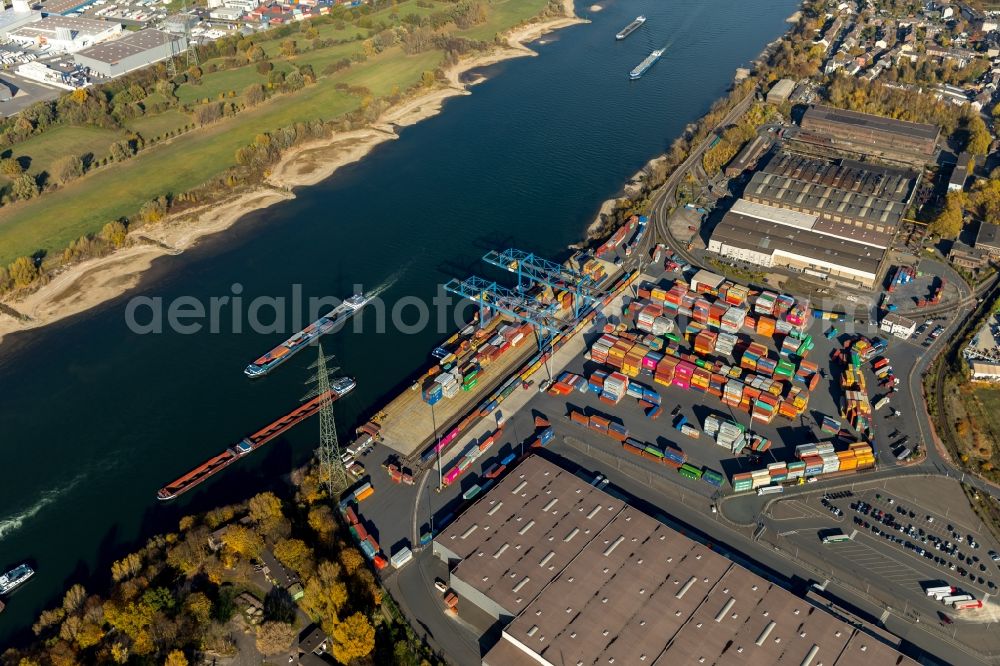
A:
[[154, 199, 997, 664], [316, 200, 1000, 665]]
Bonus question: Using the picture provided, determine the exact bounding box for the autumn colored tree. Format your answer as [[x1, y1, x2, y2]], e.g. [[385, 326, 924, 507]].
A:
[[62, 584, 86, 615], [300, 560, 347, 633], [51, 154, 84, 185], [307, 504, 336, 541], [0, 157, 22, 176], [166, 527, 211, 576], [339, 547, 364, 575], [331, 612, 375, 663], [32, 607, 65, 635], [222, 525, 264, 560], [255, 621, 296, 656], [274, 538, 314, 576], [47, 641, 78, 666], [204, 504, 236, 528], [164, 650, 188, 666], [138, 196, 168, 224], [244, 83, 266, 107], [9, 256, 38, 287], [965, 113, 992, 157], [184, 592, 212, 625], [111, 552, 143, 582], [929, 190, 964, 239], [248, 491, 284, 533], [11, 172, 39, 200]]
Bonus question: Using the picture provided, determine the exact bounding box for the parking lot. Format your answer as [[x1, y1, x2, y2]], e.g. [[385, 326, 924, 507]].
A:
[[762, 475, 1000, 649]]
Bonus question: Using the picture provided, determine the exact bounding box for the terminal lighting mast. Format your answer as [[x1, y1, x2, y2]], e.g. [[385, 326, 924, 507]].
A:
[[306, 343, 348, 496]]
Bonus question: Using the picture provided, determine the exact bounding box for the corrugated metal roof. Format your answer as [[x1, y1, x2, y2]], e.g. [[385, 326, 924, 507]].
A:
[[464, 458, 917, 666]]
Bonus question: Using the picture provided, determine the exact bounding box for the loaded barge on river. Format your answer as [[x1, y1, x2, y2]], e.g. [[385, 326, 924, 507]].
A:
[[156, 377, 355, 500]]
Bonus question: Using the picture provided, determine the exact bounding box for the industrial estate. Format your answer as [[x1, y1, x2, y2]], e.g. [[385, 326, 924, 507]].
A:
[[10, 0, 1000, 665]]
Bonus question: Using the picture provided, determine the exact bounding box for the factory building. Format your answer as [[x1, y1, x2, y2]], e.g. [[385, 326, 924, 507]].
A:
[[708, 200, 884, 289], [0, 0, 41, 37], [708, 153, 919, 288], [742, 152, 917, 245], [433, 456, 915, 666], [766, 77, 795, 104], [73, 29, 185, 78], [39, 0, 101, 15], [797, 104, 939, 164], [948, 152, 973, 192], [8, 15, 121, 53], [724, 134, 771, 178]]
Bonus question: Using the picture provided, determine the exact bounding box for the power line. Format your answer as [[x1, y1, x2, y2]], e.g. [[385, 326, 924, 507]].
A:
[[309, 343, 348, 496]]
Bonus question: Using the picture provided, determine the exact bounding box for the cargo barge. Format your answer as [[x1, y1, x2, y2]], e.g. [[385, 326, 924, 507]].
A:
[[615, 15, 645, 40], [245, 293, 372, 378], [629, 48, 664, 80], [156, 377, 355, 500]]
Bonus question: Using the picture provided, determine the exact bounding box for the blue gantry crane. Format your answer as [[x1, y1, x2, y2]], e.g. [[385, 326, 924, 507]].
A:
[[482, 248, 601, 319], [443, 275, 565, 350]]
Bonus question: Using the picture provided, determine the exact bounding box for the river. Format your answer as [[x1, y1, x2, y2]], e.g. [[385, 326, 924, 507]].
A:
[[0, 0, 798, 644]]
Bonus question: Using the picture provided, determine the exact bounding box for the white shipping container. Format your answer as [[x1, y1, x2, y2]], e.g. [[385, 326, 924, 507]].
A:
[[390, 547, 414, 569]]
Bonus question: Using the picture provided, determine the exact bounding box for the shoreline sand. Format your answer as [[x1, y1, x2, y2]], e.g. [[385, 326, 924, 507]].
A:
[[0, 3, 584, 347]]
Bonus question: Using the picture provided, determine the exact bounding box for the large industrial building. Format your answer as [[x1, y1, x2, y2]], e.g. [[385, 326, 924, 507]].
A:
[[73, 28, 185, 77], [7, 15, 121, 53], [707, 152, 918, 289], [433, 456, 916, 666], [0, 0, 41, 38], [797, 104, 939, 164], [708, 200, 884, 288]]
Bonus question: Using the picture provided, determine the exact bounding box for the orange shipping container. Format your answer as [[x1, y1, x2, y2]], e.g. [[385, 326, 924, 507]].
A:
[[756, 316, 775, 336]]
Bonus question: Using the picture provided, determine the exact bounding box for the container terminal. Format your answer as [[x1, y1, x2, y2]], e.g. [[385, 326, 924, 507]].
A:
[[615, 15, 645, 40], [364, 246, 632, 465]]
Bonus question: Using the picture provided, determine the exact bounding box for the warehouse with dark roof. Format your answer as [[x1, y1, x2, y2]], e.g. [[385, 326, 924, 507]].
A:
[[705, 151, 919, 289], [745, 151, 917, 240], [708, 199, 884, 288], [433, 456, 916, 666], [73, 28, 185, 78], [797, 104, 939, 164]]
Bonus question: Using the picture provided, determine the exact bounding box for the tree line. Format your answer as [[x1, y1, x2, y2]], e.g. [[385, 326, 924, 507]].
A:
[[2, 463, 443, 665]]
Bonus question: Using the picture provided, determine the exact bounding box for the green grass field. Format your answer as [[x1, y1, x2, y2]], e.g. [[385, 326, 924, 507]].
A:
[[337, 47, 442, 96], [458, 0, 550, 41], [176, 64, 267, 105], [7, 126, 124, 177], [0, 0, 552, 266], [0, 84, 359, 263], [295, 42, 363, 75], [127, 109, 193, 139]]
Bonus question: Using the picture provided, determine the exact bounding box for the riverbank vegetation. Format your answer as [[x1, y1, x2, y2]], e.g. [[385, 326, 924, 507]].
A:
[[0, 0, 565, 292], [925, 285, 1000, 490], [1, 468, 442, 665]]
